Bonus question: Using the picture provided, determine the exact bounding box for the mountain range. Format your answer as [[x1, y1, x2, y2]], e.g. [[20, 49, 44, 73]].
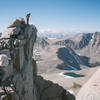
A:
[[54, 32, 100, 65], [34, 31, 100, 73]]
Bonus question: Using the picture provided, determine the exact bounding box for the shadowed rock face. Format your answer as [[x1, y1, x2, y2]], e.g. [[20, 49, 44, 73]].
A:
[[56, 47, 90, 70], [56, 47, 81, 70], [54, 32, 100, 69], [34, 75, 75, 100], [0, 18, 75, 100]]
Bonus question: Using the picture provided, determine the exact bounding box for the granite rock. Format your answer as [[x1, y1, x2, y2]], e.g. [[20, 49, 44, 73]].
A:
[[0, 18, 75, 100]]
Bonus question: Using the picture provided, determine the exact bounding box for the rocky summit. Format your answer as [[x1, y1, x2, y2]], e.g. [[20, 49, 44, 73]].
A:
[[0, 18, 75, 100]]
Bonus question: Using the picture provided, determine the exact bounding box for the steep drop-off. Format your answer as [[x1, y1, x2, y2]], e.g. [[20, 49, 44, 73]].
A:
[[0, 18, 75, 100]]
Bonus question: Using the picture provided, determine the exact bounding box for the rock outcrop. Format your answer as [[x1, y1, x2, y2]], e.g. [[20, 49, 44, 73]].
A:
[[0, 18, 75, 100], [0, 17, 37, 100], [76, 68, 100, 100]]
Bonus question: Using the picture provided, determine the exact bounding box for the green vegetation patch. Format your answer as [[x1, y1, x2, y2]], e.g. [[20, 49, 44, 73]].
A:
[[72, 82, 82, 89]]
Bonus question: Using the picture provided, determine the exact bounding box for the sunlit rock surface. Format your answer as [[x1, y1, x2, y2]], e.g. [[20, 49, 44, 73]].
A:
[[76, 68, 100, 100]]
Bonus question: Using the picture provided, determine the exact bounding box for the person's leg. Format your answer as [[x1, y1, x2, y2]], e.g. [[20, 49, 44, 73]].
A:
[[27, 18, 29, 24]]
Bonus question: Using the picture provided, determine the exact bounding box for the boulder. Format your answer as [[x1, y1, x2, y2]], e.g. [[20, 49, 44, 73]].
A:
[[0, 54, 9, 67], [8, 17, 25, 28], [1, 18, 25, 38]]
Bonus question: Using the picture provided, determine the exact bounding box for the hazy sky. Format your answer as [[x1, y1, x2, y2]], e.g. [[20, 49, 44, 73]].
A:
[[0, 0, 100, 34]]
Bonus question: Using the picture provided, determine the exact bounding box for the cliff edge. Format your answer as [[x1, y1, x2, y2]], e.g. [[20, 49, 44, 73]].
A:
[[0, 18, 75, 100]]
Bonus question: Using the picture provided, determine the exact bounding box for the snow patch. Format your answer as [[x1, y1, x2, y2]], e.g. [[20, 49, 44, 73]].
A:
[[48, 38, 56, 40], [68, 65, 78, 70], [67, 89, 75, 95]]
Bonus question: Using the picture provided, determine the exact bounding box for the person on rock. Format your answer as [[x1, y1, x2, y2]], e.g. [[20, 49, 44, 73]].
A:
[[26, 13, 31, 24]]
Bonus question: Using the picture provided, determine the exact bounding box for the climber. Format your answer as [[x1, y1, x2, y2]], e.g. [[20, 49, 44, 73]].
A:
[[26, 13, 31, 24]]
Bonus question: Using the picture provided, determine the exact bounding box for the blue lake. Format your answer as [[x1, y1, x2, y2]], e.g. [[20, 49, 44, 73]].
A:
[[63, 72, 84, 78]]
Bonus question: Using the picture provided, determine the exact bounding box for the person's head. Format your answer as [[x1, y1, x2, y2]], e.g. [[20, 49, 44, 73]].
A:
[[27, 13, 31, 17]]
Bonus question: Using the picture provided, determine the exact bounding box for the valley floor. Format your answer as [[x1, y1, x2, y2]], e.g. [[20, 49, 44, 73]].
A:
[[40, 67, 99, 95], [35, 38, 100, 95]]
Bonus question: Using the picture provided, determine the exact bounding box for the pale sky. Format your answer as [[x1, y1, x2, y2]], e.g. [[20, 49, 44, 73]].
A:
[[0, 0, 100, 34]]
